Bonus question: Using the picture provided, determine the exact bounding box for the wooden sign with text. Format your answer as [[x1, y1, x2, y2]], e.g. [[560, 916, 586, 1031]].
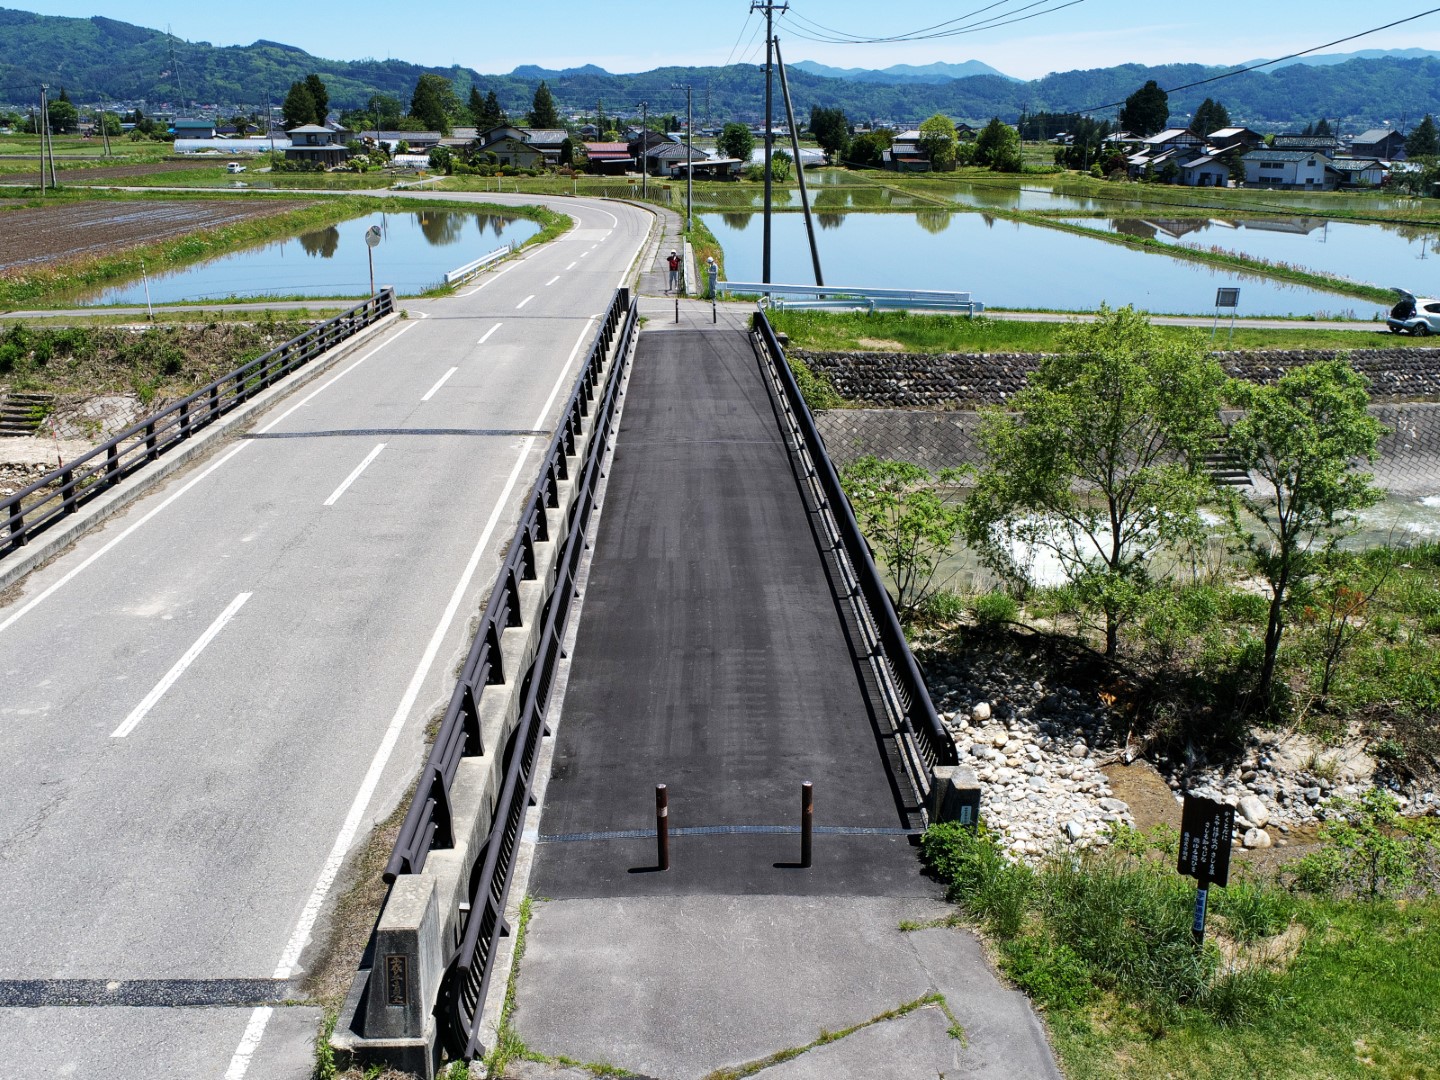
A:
[[1177, 794, 1234, 888]]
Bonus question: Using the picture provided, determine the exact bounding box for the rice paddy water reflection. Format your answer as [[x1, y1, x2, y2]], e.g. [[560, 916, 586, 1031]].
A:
[[77, 209, 541, 305]]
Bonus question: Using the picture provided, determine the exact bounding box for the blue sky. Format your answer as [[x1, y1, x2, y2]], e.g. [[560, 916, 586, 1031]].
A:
[[23, 1, 1440, 80]]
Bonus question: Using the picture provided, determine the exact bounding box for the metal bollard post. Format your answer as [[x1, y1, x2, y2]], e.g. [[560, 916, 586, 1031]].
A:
[[656, 784, 670, 871], [800, 781, 814, 869]]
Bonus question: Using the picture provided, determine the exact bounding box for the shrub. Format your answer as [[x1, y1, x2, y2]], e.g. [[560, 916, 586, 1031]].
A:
[[1000, 933, 1094, 1010], [1287, 788, 1440, 900], [972, 590, 1017, 627], [923, 590, 965, 622]]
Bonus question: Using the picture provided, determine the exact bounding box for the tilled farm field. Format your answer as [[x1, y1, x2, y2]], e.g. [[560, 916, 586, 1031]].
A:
[[0, 158, 220, 186], [0, 198, 309, 273]]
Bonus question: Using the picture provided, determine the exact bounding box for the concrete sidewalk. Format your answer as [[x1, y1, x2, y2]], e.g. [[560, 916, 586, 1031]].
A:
[[499, 297, 1061, 1080]]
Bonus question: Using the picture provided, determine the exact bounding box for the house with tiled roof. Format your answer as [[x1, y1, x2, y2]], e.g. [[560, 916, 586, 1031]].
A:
[[1272, 133, 1339, 156], [474, 126, 570, 168], [583, 141, 632, 174], [885, 130, 931, 172], [284, 124, 350, 168], [1351, 129, 1406, 161], [1207, 127, 1265, 153], [1243, 149, 1334, 189], [1328, 157, 1388, 188]]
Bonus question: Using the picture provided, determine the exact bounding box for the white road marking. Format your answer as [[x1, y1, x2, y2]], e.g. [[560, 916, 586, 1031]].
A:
[[324, 444, 385, 506], [516, 295, 535, 309], [258, 313, 597, 1008], [0, 324, 416, 638], [478, 323, 503, 344], [565, 261, 577, 271], [545, 275, 560, 287], [580, 251, 590, 258], [222, 1006, 273, 1080], [421, 367, 458, 402], [111, 592, 252, 738]]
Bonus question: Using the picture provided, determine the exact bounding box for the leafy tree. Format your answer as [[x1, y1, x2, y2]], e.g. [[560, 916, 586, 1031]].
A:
[[410, 73, 457, 135], [1191, 97, 1229, 135], [428, 145, 453, 173], [97, 111, 121, 136], [304, 73, 330, 123], [46, 99, 79, 134], [1223, 360, 1385, 705], [527, 81, 559, 129], [1119, 79, 1168, 136], [1315, 117, 1332, 136], [809, 105, 849, 163], [230, 114, 251, 137], [368, 93, 403, 131], [917, 113, 958, 171], [559, 136, 574, 166], [717, 121, 754, 163], [281, 80, 317, 129], [841, 457, 966, 620], [962, 306, 1227, 656], [848, 129, 892, 168], [770, 147, 792, 182], [1054, 116, 1112, 171], [972, 116, 1022, 172], [468, 87, 485, 128], [1407, 114, 1439, 158]]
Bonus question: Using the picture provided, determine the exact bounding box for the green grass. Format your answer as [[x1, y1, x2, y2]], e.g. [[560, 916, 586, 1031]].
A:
[[768, 309, 1407, 355], [922, 821, 1440, 1080]]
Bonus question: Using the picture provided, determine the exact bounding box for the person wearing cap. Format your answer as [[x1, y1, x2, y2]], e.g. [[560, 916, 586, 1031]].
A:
[[666, 249, 681, 293], [705, 255, 718, 299]]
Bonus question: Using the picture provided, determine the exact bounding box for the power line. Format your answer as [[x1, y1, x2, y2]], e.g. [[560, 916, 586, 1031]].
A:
[[779, 0, 1085, 44], [1078, 6, 1440, 115]]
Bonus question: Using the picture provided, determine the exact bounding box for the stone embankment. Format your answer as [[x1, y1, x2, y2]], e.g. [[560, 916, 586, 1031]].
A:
[[797, 347, 1440, 410], [922, 648, 1436, 863]]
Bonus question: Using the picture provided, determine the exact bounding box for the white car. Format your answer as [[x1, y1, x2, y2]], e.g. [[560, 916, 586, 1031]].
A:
[[225, 162, 246, 174], [1387, 290, 1440, 335]]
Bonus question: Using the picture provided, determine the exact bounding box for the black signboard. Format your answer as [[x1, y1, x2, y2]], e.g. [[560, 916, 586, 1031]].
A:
[[1215, 287, 1241, 309], [1177, 794, 1235, 888]]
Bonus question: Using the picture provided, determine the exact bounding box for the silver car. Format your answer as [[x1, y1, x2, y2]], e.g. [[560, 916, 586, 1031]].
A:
[[1388, 290, 1440, 335]]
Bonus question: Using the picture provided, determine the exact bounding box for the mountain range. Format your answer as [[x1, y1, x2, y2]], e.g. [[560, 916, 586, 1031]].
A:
[[3, 7, 1440, 130]]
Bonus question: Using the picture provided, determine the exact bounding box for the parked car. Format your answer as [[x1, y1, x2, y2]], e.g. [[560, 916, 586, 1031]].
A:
[[1387, 290, 1440, 335], [225, 161, 246, 174]]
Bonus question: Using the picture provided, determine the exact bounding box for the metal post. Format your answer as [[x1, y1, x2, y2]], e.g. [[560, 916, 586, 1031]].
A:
[[655, 784, 670, 871], [775, 39, 823, 287], [686, 86, 693, 235], [1192, 879, 1210, 946], [751, 2, 789, 284], [800, 781, 814, 868], [640, 102, 648, 202]]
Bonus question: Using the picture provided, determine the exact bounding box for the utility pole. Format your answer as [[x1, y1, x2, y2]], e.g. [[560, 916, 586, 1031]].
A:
[[775, 39, 822, 286], [751, 1, 788, 284], [672, 83, 693, 233], [640, 101, 648, 201]]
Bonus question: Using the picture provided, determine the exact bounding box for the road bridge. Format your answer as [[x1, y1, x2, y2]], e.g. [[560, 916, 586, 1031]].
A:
[[0, 194, 652, 1078]]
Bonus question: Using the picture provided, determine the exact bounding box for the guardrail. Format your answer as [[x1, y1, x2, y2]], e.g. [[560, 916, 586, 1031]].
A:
[[444, 244, 517, 286], [717, 280, 983, 315], [2, 290, 395, 559], [752, 308, 958, 782]]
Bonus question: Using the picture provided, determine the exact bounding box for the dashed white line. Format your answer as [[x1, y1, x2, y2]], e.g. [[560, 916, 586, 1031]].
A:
[[565, 261, 577, 271], [545, 275, 561, 287], [580, 251, 590, 258], [0, 324, 416, 638], [111, 592, 252, 739], [324, 443, 385, 506], [421, 367, 458, 402], [516, 295, 535, 309], [478, 323, 502, 344], [222, 1006, 273, 1080]]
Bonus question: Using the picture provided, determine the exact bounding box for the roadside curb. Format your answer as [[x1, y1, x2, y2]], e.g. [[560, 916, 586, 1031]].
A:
[[0, 312, 401, 596]]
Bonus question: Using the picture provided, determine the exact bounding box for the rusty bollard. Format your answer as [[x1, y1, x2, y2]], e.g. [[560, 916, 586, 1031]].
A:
[[656, 784, 670, 871], [801, 781, 814, 869]]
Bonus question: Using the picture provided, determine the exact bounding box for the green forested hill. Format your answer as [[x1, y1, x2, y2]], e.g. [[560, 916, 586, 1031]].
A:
[[3, 5, 1439, 129]]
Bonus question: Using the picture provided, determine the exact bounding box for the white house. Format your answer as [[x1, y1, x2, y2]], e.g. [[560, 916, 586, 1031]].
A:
[[1243, 149, 1333, 190]]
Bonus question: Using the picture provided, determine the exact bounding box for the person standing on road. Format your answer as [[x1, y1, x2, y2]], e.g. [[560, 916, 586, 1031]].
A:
[[706, 256, 719, 299], [666, 250, 681, 294]]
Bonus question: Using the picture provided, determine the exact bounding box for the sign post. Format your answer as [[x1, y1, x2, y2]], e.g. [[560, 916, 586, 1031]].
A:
[[1177, 793, 1235, 947], [365, 224, 382, 296], [1213, 287, 1240, 342]]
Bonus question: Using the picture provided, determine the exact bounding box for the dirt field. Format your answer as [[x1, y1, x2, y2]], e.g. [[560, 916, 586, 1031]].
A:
[[0, 198, 310, 274]]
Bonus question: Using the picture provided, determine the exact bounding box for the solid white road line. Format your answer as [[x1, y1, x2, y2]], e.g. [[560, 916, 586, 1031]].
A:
[[478, 323, 502, 344], [228, 315, 601, 1078], [111, 592, 252, 739], [421, 367, 458, 402], [545, 276, 560, 287], [459, 263, 514, 298], [324, 444, 385, 506], [0, 325, 416, 638], [516, 295, 534, 309]]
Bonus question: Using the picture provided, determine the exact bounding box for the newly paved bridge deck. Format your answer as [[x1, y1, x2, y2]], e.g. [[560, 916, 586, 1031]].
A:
[[529, 311, 925, 900]]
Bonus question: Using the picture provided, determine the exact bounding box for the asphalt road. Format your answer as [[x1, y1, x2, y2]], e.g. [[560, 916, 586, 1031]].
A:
[[0, 192, 654, 1079]]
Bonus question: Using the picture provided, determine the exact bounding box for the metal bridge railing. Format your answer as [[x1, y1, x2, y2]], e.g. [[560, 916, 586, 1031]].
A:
[[753, 307, 959, 779], [718, 280, 983, 315], [2, 290, 396, 558], [384, 287, 632, 888]]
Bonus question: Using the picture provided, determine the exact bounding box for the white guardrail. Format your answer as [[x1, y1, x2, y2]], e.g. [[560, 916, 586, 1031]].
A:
[[444, 244, 517, 286], [715, 280, 983, 315]]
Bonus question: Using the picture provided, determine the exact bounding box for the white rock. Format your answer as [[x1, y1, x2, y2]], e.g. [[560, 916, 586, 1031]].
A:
[[972, 702, 992, 722], [1064, 821, 1084, 842], [1243, 827, 1273, 849], [991, 729, 1010, 748], [1069, 743, 1089, 759], [1237, 795, 1269, 828]]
